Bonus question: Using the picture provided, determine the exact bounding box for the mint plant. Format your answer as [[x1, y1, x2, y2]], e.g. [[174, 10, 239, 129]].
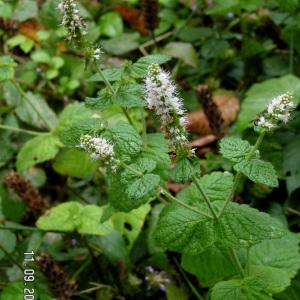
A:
[[1, 1, 300, 299]]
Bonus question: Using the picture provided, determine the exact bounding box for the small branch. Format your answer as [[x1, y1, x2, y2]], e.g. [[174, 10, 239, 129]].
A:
[[0, 243, 23, 271], [192, 175, 218, 219], [228, 247, 246, 279], [0, 124, 49, 136], [141, 108, 147, 147], [115, 160, 144, 177], [11, 79, 53, 131], [161, 188, 213, 219]]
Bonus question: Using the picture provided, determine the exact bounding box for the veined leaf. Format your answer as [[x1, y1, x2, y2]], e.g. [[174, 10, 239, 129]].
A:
[[0, 56, 16, 81], [113, 84, 145, 107], [85, 87, 114, 111]]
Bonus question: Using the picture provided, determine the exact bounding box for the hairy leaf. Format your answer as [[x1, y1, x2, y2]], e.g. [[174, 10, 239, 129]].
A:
[[219, 137, 259, 162], [169, 156, 200, 183], [86, 69, 122, 82], [234, 159, 278, 187], [114, 84, 145, 107], [59, 118, 107, 147], [85, 87, 114, 111], [0, 56, 16, 81]]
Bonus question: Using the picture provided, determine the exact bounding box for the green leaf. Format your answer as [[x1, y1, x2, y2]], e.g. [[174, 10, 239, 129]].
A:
[[56, 102, 93, 133], [146, 133, 169, 153], [181, 242, 243, 287], [250, 233, 300, 280], [59, 118, 107, 147], [102, 33, 139, 55], [205, 0, 240, 15], [112, 203, 151, 250], [16, 135, 60, 172], [12, 0, 37, 22], [219, 137, 259, 163], [234, 75, 300, 133], [249, 265, 290, 294], [275, 280, 300, 300], [114, 84, 145, 107], [15, 92, 58, 129], [211, 278, 272, 300], [0, 281, 24, 300], [277, 0, 299, 13], [85, 87, 114, 111], [104, 121, 142, 157], [0, 230, 16, 260], [131, 54, 171, 78], [0, 56, 16, 82], [282, 136, 300, 194], [154, 201, 286, 254], [36, 202, 114, 235], [201, 39, 230, 59], [98, 11, 123, 37], [86, 69, 122, 82], [53, 149, 100, 177], [186, 172, 234, 204], [162, 42, 199, 68], [169, 157, 200, 183], [234, 159, 278, 187]]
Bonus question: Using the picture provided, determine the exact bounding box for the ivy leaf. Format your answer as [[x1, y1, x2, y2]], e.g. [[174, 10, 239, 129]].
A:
[[219, 137, 259, 163], [16, 135, 60, 172], [169, 156, 200, 183], [113, 84, 145, 107], [186, 172, 234, 204], [250, 233, 300, 280], [53, 149, 100, 177], [131, 54, 171, 78], [36, 202, 114, 235], [112, 203, 151, 250], [86, 69, 122, 82], [211, 278, 272, 300], [59, 118, 107, 147], [104, 121, 142, 157], [56, 102, 93, 133], [181, 242, 244, 287], [0, 56, 16, 81], [154, 201, 286, 254], [234, 159, 278, 187], [85, 87, 114, 111]]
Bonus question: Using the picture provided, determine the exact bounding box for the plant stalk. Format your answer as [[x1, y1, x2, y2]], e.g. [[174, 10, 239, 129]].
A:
[[228, 247, 246, 278], [0, 124, 49, 136]]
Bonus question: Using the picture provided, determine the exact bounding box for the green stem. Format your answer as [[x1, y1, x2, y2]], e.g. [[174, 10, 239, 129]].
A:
[[192, 175, 218, 219], [218, 132, 266, 217], [228, 247, 245, 278], [161, 188, 213, 219], [0, 124, 49, 136], [245, 247, 250, 276], [0, 243, 23, 271], [121, 107, 135, 127], [115, 160, 144, 177], [141, 108, 147, 147], [70, 256, 91, 280], [11, 79, 52, 131]]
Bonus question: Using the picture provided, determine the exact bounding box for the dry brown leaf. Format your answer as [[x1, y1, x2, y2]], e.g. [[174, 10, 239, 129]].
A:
[[186, 93, 240, 136]]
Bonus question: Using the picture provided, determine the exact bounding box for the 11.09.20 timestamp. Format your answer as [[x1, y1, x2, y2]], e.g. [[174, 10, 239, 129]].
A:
[[23, 250, 35, 300]]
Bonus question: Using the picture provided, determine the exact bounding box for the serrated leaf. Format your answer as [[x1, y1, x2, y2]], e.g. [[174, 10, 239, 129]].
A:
[[181, 242, 244, 287], [146, 133, 169, 153], [16, 135, 60, 171], [56, 102, 93, 133], [249, 265, 290, 294], [36, 202, 114, 235], [86, 69, 122, 82], [250, 233, 300, 280], [112, 203, 151, 250], [53, 149, 100, 177], [211, 278, 272, 300], [104, 121, 142, 157], [0, 281, 24, 300], [114, 84, 145, 107], [219, 137, 259, 162], [0, 230, 16, 260], [234, 159, 278, 187], [59, 118, 107, 147], [234, 74, 300, 133], [85, 87, 114, 111], [0, 56, 16, 81], [186, 172, 234, 204], [169, 157, 200, 183], [131, 54, 171, 78], [154, 201, 286, 254], [121, 158, 157, 183], [15, 92, 58, 129]]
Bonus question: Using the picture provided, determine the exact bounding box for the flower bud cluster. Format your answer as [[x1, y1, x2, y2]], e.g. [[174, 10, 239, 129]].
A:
[[79, 134, 114, 164], [57, 0, 87, 46], [145, 266, 170, 293], [255, 92, 294, 132], [144, 64, 188, 150]]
